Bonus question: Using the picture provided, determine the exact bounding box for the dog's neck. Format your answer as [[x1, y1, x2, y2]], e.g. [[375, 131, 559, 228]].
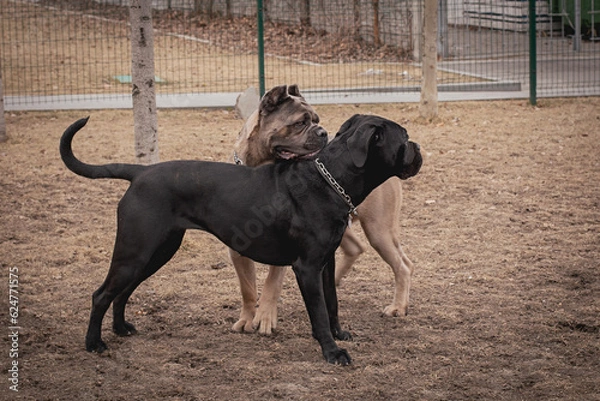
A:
[[314, 158, 357, 216], [235, 113, 276, 167], [236, 136, 274, 167], [316, 153, 389, 212]]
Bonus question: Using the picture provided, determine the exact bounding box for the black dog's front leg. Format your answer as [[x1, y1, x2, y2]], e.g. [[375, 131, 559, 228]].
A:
[[293, 260, 352, 365], [322, 255, 352, 341]]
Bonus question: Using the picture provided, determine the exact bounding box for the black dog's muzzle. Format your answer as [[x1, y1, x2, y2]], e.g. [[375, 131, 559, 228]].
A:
[[399, 141, 422, 179]]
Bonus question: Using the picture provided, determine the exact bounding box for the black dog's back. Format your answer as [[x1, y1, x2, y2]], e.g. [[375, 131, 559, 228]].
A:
[[60, 117, 332, 266], [121, 160, 312, 265]]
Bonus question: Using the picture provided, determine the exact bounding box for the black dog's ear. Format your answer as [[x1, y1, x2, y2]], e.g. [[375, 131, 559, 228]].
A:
[[335, 114, 362, 138], [347, 124, 382, 168], [259, 85, 290, 115]]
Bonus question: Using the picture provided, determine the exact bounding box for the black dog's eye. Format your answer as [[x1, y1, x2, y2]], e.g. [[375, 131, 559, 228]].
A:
[[372, 125, 386, 143], [372, 130, 384, 144], [293, 120, 306, 128]]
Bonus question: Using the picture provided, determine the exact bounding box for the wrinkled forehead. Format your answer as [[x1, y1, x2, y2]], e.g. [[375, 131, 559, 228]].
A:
[[293, 95, 319, 120], [270, 95, 320, 125], [334, 115, 408, 142], [385, 119, 408, 141]]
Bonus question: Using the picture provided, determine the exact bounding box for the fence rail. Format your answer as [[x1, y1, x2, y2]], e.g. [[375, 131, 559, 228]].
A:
[[1, 0, 599, 110]]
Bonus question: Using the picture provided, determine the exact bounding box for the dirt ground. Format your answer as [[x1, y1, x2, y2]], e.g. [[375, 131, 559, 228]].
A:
[[1, 98, 599, 400]]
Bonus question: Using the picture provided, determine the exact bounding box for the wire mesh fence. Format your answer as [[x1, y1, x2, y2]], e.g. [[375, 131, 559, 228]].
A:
[[442, 0, 600, 98], [1, 0, 599, 110]]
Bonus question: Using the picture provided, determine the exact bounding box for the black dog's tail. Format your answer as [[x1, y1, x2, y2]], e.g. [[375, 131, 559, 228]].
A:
[[60, 117, 145, 181]]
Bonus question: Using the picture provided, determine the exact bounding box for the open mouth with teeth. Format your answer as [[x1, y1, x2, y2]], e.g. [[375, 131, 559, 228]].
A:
[[275, 147, 322, 161]]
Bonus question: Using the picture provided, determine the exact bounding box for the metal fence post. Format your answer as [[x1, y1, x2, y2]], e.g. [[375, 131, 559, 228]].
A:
[[257, 0, 265, 97], [529, 0, 537, 106], [574, 0, 581, 51]]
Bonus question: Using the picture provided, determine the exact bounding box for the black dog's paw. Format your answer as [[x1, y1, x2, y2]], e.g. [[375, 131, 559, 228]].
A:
[[334, 329, 352, 341], [86, 338, 108, 354], [324, 348, 352, 366], [113, 321, 137, 337]]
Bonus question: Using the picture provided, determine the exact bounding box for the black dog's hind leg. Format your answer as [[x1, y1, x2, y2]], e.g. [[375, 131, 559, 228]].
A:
[[86, 266, 136, 353], [322, 254, 352, 341], [85, 213, 184, 353], [112, 230, 186, 337]]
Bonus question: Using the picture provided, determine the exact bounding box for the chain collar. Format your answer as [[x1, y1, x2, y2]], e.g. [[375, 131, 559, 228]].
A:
[[315, 158, 358, 217], [233, 151, 243, 165], [236, 154, 357, 217]]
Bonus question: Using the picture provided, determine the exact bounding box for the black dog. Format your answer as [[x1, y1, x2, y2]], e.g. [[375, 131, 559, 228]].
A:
[[60, 114, 422, 365]]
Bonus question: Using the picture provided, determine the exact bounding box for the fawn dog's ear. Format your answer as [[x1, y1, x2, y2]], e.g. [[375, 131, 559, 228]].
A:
[[259, 85, 292, 115]]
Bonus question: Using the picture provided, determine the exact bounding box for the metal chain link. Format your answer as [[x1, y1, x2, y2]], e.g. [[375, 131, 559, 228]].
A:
[[315, 158, 357, 216], [235, 154, 357, 217], [233, 151, 243, 165]]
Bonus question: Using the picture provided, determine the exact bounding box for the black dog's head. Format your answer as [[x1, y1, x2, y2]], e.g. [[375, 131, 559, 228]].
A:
[[331, 114, 422, 180]]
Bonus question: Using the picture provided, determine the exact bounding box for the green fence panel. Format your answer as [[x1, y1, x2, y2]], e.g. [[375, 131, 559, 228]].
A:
[[0, 0, 598, 110]]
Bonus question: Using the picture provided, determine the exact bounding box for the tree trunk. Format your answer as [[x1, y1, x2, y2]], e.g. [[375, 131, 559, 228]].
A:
[[0, 65, 6, 143], [206, 0, 214, 19], [419, 0, 438, 121], [225, 0, 232, 19], [372, 0, 381, 46], [194, 0, 215, 19], [130, 0, 159, 164], [300, 0, 311, 28], [353, 0, 361, 41]]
